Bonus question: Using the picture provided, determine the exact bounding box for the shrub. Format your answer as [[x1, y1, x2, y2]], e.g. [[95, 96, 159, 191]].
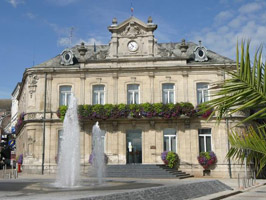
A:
[[197, 151, 217, 169], [161, 151, 180, 169]]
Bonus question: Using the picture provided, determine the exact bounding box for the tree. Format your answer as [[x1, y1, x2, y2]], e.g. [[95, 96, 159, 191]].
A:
[[203, 41, 266, 174]]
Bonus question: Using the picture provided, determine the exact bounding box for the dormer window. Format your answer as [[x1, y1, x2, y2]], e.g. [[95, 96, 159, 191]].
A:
[[194, 41, 208, 62], [60, 49, 75, 66]]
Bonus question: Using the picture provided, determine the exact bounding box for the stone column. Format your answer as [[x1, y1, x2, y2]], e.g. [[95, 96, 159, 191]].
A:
[[149, 72, 155, 103], [80, 73, 86, 104], [112, 73, 118, 104], [182, 71, 188, 102]]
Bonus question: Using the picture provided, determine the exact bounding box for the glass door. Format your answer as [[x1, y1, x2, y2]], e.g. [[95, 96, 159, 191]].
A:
[[126, 130, 142, 164]]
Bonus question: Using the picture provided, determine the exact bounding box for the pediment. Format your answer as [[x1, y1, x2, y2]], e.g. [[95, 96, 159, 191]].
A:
[[108, 16, 157, 38]]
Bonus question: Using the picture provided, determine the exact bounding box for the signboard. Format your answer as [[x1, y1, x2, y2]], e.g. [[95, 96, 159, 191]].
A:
[[8, 140, 15, 148]]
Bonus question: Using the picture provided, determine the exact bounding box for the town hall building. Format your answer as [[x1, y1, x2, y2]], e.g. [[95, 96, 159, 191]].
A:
[[15, 16, 246, 177]]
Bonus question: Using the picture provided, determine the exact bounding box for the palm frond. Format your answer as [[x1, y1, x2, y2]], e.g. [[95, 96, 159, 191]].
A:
[[227, 125, 266, 174], [204, 41, 266, 124]]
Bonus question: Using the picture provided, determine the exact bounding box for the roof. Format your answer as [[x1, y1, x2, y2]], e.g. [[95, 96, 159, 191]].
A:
[[0, 99, 11, 111], [32, 16, 234, 69]]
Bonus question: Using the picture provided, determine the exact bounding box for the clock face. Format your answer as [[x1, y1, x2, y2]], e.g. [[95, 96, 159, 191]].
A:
[[128, 41, 139, 52]]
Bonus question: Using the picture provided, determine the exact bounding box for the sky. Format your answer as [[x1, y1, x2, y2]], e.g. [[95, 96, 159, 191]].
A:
[[0, 0, 265, 98]]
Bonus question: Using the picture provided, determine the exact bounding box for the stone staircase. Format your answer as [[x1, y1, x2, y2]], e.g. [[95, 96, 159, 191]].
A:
[[103, 164, 193, 179]]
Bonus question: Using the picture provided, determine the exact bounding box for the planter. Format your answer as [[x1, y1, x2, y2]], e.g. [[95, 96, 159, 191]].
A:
[[203, 169, 210, 176]]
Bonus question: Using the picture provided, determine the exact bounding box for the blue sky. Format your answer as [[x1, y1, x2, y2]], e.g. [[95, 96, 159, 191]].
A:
[[0, 0, 265, 98]]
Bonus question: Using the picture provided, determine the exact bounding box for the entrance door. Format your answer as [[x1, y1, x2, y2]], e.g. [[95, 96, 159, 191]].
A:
[[126, 130, 142, 164]]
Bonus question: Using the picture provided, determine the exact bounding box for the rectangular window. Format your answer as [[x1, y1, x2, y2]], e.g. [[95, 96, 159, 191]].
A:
[[59, 86, 72, 106], [197, 83, 209, 104], [162, 83, 175, 104], [93, 85, 105, 105], [198, 129, 212, 152], [127, 84, 140, 104], [163, 128, 176, 152]]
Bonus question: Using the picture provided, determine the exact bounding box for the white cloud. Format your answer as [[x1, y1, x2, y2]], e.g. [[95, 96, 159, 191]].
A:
[[58, 37, 104, 47], [239, 2, 262, 14], [192, 1, 266, 59], [214, 11, 233, 24], [7, 0, 24, 7], [57, 37, 71, 47], [25, 12, 36, 19], [45, 0, 80, 6]]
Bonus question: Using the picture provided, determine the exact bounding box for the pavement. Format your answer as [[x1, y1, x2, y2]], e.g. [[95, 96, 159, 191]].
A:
[[0, 171, 265, 200]]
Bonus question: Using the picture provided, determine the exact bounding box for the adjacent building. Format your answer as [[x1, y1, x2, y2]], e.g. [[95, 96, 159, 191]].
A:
[[15, 16, 246, 177]]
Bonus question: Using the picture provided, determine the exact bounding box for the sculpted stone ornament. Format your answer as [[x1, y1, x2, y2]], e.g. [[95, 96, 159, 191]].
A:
[[120, 22, 145, 37], [60, 49, 75, 65], [28, 74, 39, 98], [89, 50, 108, 60], [158, 47, 177, 58], [193, 40, 208, 62]]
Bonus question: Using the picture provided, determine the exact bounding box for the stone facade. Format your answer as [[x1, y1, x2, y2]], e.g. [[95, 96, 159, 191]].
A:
[[15, 16, 248, 177]]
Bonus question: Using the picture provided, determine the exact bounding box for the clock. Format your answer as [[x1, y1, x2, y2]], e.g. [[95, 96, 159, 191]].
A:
[[128, 41, 139, 52]]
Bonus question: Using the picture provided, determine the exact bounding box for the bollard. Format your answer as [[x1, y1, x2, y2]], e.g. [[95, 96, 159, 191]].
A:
[[254, 171, 256, 185], [242, 176, 246, 188], [238, 173, 240, 189]]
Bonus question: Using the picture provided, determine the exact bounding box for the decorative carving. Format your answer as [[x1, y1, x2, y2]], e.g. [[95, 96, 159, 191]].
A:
[[78, 42, 87, 57], [158, 47, 177, 57], [89, 50, 108, 60], [194, 40, 208, 62], [27, 113, 36, 120], [180, 39, 188, 54], [60, 49, 75, 65], [28, 74, 39, 98], [150, 120, 155, 128], [120, 22, 146, 37], [112, 121, 118, 131]]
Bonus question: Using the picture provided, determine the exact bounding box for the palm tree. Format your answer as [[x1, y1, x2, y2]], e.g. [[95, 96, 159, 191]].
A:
[[203, 41, 266, 174]]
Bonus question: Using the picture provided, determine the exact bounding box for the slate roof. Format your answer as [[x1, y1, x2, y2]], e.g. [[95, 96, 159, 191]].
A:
[[33, 41, 233, 69]]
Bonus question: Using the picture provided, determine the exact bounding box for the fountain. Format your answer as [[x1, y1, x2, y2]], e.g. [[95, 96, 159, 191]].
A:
[[90, 122, 106, 184], [55, 94, 80, 187]]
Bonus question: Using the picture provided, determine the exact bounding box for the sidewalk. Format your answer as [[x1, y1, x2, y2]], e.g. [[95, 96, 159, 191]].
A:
[[193, 178, 266, 200]]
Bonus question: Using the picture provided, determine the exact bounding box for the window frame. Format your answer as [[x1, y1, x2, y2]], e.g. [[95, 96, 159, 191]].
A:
[[127, 84, 140, 104], [59, 85, 72, 106], [198, 128, 212, 152], [92, 84, 105, 105], [163, 128, 177, 153], [196, 82, 209, 105], [162, 83, 175, 104]]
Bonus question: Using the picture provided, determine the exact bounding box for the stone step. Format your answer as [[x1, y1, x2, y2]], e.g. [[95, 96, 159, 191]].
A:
[[87, 164, 193, 179]]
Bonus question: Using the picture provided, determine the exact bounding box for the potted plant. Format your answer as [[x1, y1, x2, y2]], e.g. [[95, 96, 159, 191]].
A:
[[197, 151, 217, 175], [161, 151, 180, 169]]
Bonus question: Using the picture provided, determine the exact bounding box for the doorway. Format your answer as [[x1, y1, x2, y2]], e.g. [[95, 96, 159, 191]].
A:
[[126, 130, 142, 164]]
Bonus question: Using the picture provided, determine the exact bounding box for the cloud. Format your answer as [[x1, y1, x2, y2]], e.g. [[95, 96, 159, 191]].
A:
[[6, 0, 24, 7], [25, 12, 36, 19], [192, 1, 266, 59], [45, 0, 80, 6], [214, 10, 233, 24], [239, 2, 262, 14], [58, 37, 104, 47]]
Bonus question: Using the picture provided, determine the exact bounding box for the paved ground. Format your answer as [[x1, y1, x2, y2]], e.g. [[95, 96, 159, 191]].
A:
[[0, 172, 265, 200]]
